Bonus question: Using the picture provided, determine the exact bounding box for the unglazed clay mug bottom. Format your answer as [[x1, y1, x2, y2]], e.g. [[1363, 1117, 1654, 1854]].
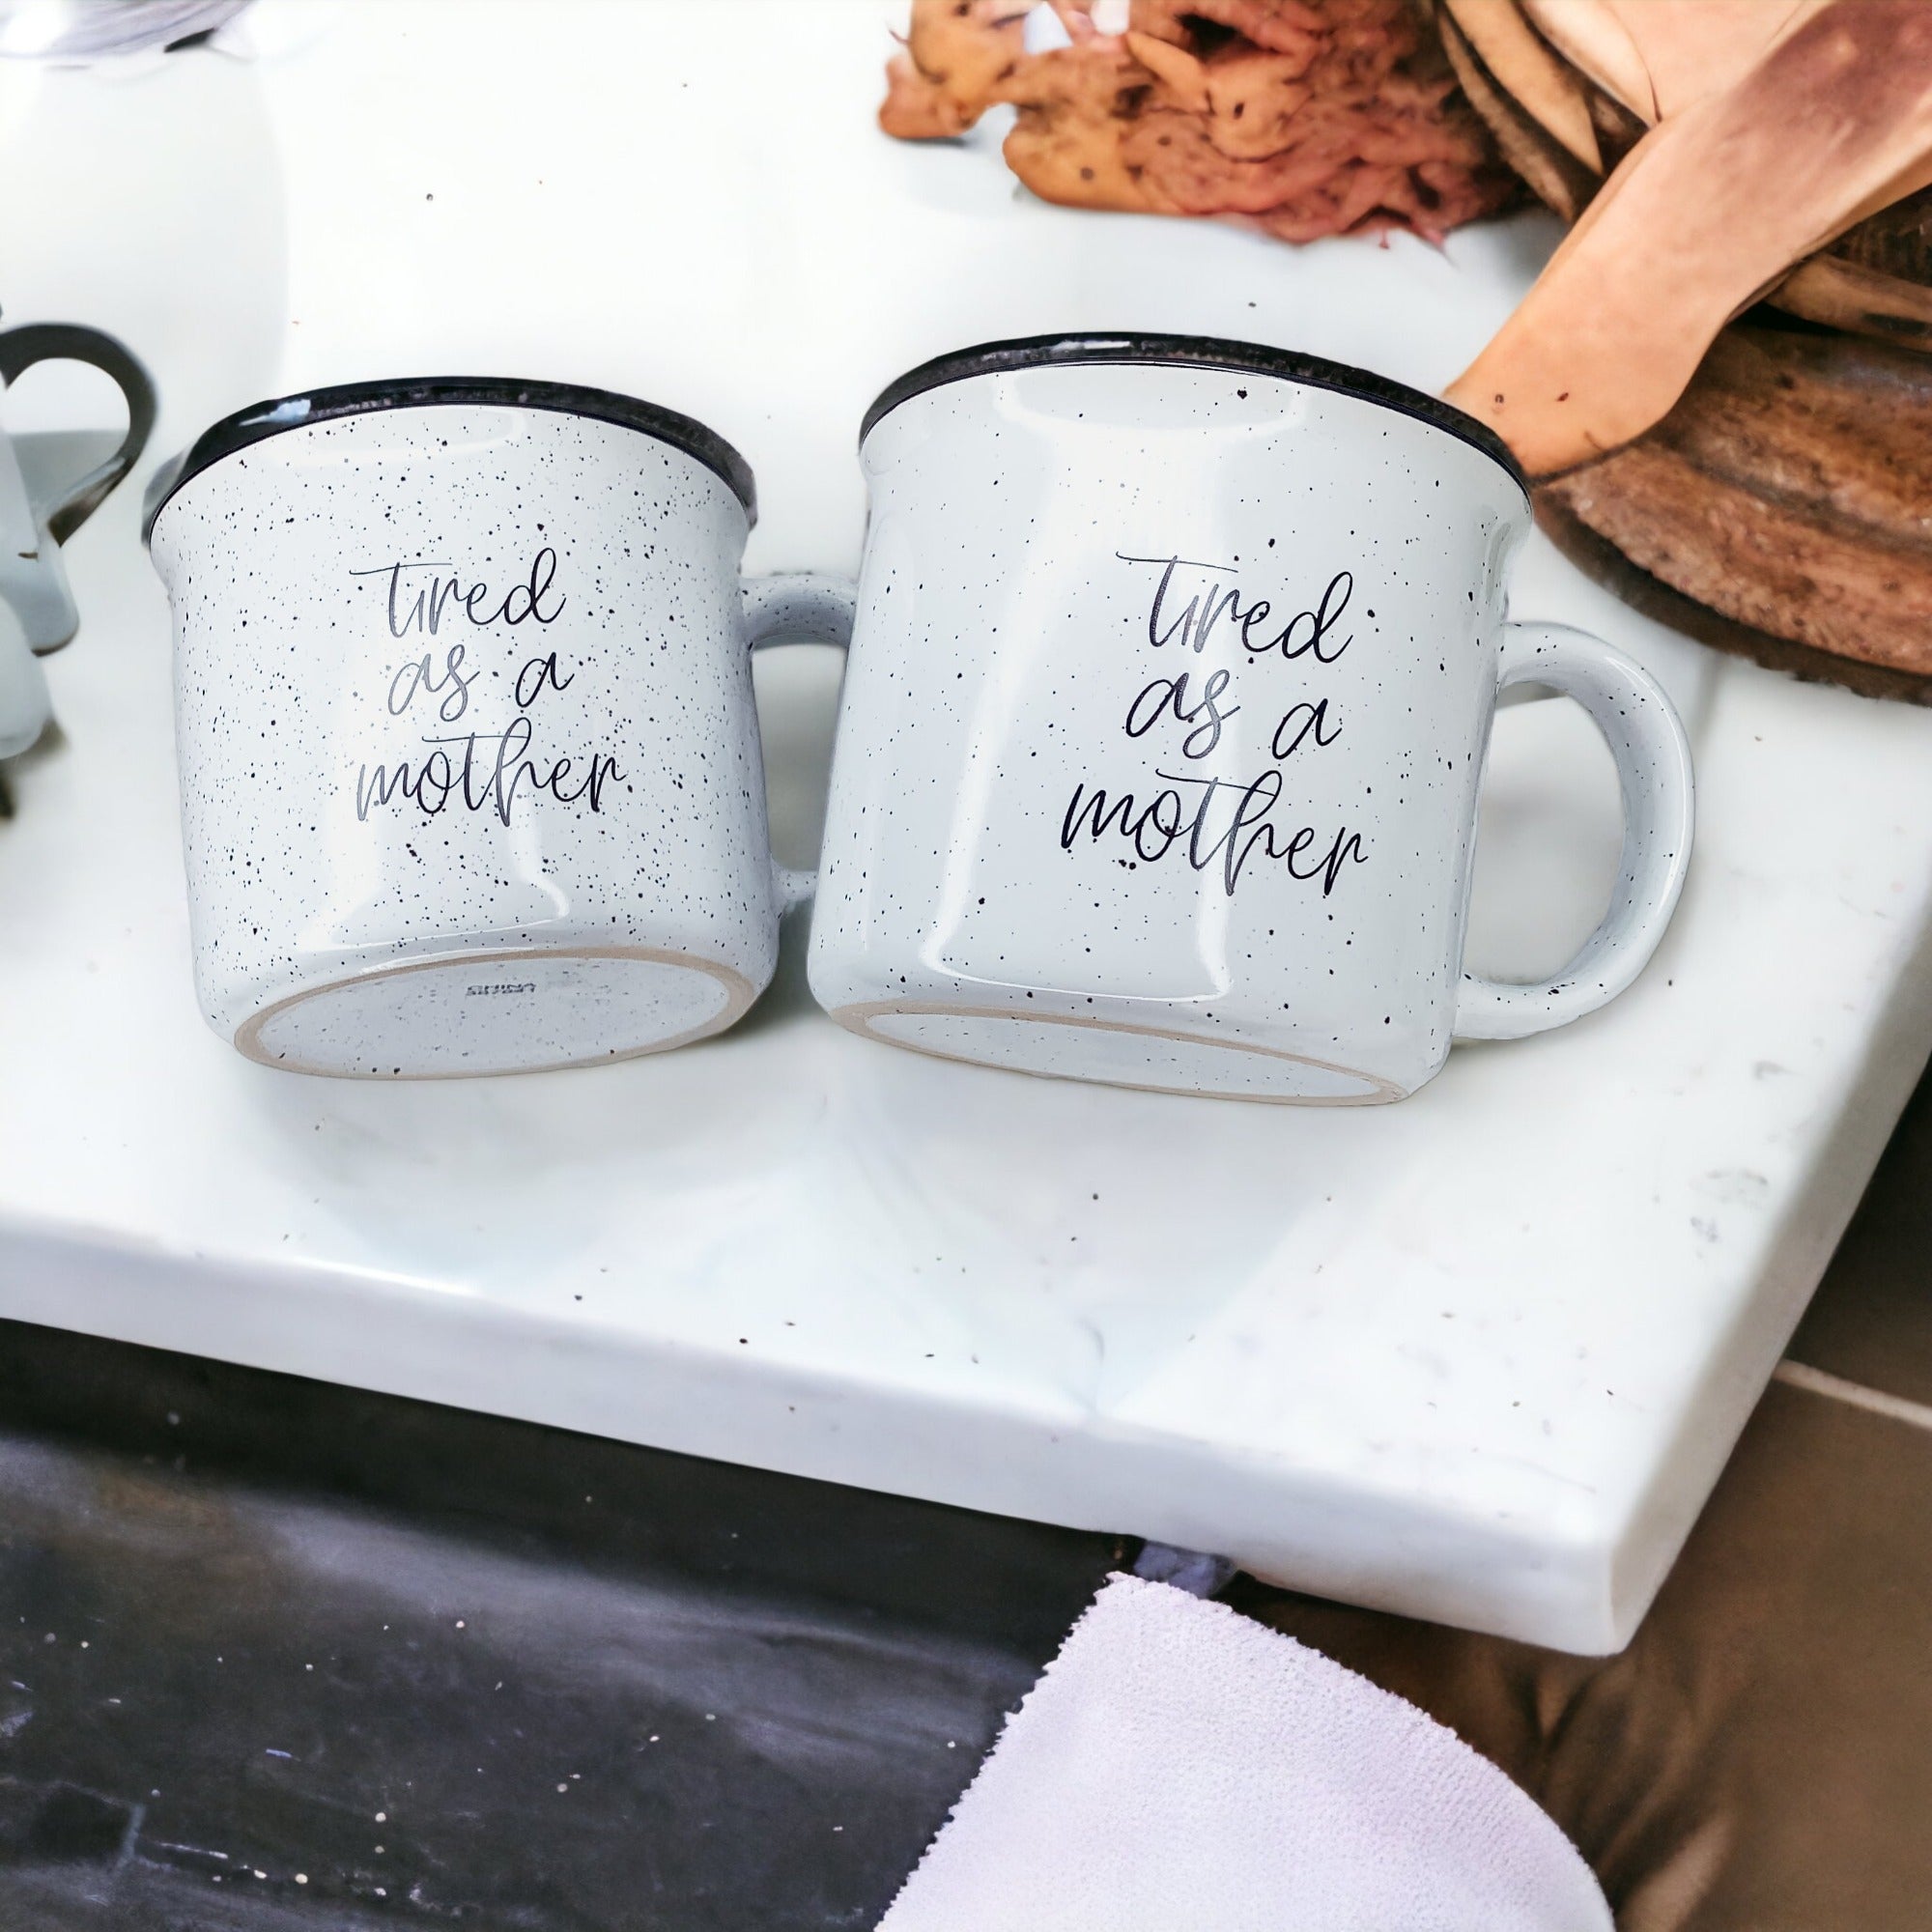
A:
[[147, 378, 853, 1079], [844, 1006, 1409, 1104], [232, 947, 757, 1081], [808, 333, 1695, 1105]]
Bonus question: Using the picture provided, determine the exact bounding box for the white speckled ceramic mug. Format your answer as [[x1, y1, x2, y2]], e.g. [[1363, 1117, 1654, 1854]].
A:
[[809, 334, 1694, 1105], [147, 378, 853, 1078]]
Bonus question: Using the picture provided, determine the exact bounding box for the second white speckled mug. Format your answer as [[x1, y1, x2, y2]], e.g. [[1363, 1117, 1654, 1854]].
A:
[[809, 334, 1694, 1105], [147, 378, 852, 1079]]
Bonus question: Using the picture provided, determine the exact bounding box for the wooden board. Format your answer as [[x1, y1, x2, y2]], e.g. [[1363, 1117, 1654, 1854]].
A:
[[1537, 323, 1932, 697], [1438, 2, 1932, 695], [1535, 494, 1932, 705]]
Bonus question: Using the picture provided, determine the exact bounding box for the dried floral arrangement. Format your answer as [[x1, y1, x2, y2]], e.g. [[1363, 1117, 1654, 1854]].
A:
[[883, 0, 1518, 242]]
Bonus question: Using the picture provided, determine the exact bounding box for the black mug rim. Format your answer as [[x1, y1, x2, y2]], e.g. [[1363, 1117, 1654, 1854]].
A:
[[860, 332, 1526, 495], [143, 376, 757, 542]]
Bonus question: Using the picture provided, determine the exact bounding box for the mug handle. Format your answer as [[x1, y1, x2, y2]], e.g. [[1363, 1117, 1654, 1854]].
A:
[[0, 323, 157, 547], [1455, 619, 1694, 1041], [741, 569, 857, 912]]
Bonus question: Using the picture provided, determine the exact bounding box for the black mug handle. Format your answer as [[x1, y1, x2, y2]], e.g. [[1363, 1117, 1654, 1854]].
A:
[[0, 322, 157, 544]]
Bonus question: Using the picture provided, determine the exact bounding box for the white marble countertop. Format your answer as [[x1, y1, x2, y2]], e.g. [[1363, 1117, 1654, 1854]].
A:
[[0, 2, 1927, 1653]]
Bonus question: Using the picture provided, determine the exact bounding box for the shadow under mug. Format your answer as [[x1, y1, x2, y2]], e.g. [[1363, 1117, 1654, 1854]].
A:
[[808, 333, 1695, 1106], [146, 378, 851, 1078]]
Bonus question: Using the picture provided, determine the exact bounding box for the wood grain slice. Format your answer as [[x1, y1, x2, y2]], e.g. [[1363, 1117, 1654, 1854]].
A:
[[1435, 3, 1597, 221], [1774, 185, 1932, 348], [1538, 323, 1932, 696], [1446, 8, 1932, 352]]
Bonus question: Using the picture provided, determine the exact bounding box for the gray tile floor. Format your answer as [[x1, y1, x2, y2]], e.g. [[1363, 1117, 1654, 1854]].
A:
[[1790, 1068, 1932, 1411]]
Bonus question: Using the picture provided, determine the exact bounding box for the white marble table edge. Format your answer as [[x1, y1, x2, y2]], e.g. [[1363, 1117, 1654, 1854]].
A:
[[1598, 915, 1932, 1647], [8, 924, 1927, 1669], [0, 1214, 1610, 1645]]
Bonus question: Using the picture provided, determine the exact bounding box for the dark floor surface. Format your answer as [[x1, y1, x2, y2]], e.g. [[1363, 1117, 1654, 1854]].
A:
[[0, 1326, 1129, 1930]]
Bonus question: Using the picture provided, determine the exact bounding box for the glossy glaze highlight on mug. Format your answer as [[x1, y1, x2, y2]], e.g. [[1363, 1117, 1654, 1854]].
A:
[[149, 378, 787, 1079], [809, 334, 1693, 1105]]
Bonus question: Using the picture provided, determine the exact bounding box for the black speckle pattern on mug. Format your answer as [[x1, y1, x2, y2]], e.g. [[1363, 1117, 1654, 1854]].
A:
[[810, 359, 1536, 1104], [150, 404, 779, 1076]]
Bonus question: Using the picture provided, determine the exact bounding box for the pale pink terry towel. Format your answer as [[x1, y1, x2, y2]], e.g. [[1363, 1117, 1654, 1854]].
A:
[[880, 1574, 1612, 1932]]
